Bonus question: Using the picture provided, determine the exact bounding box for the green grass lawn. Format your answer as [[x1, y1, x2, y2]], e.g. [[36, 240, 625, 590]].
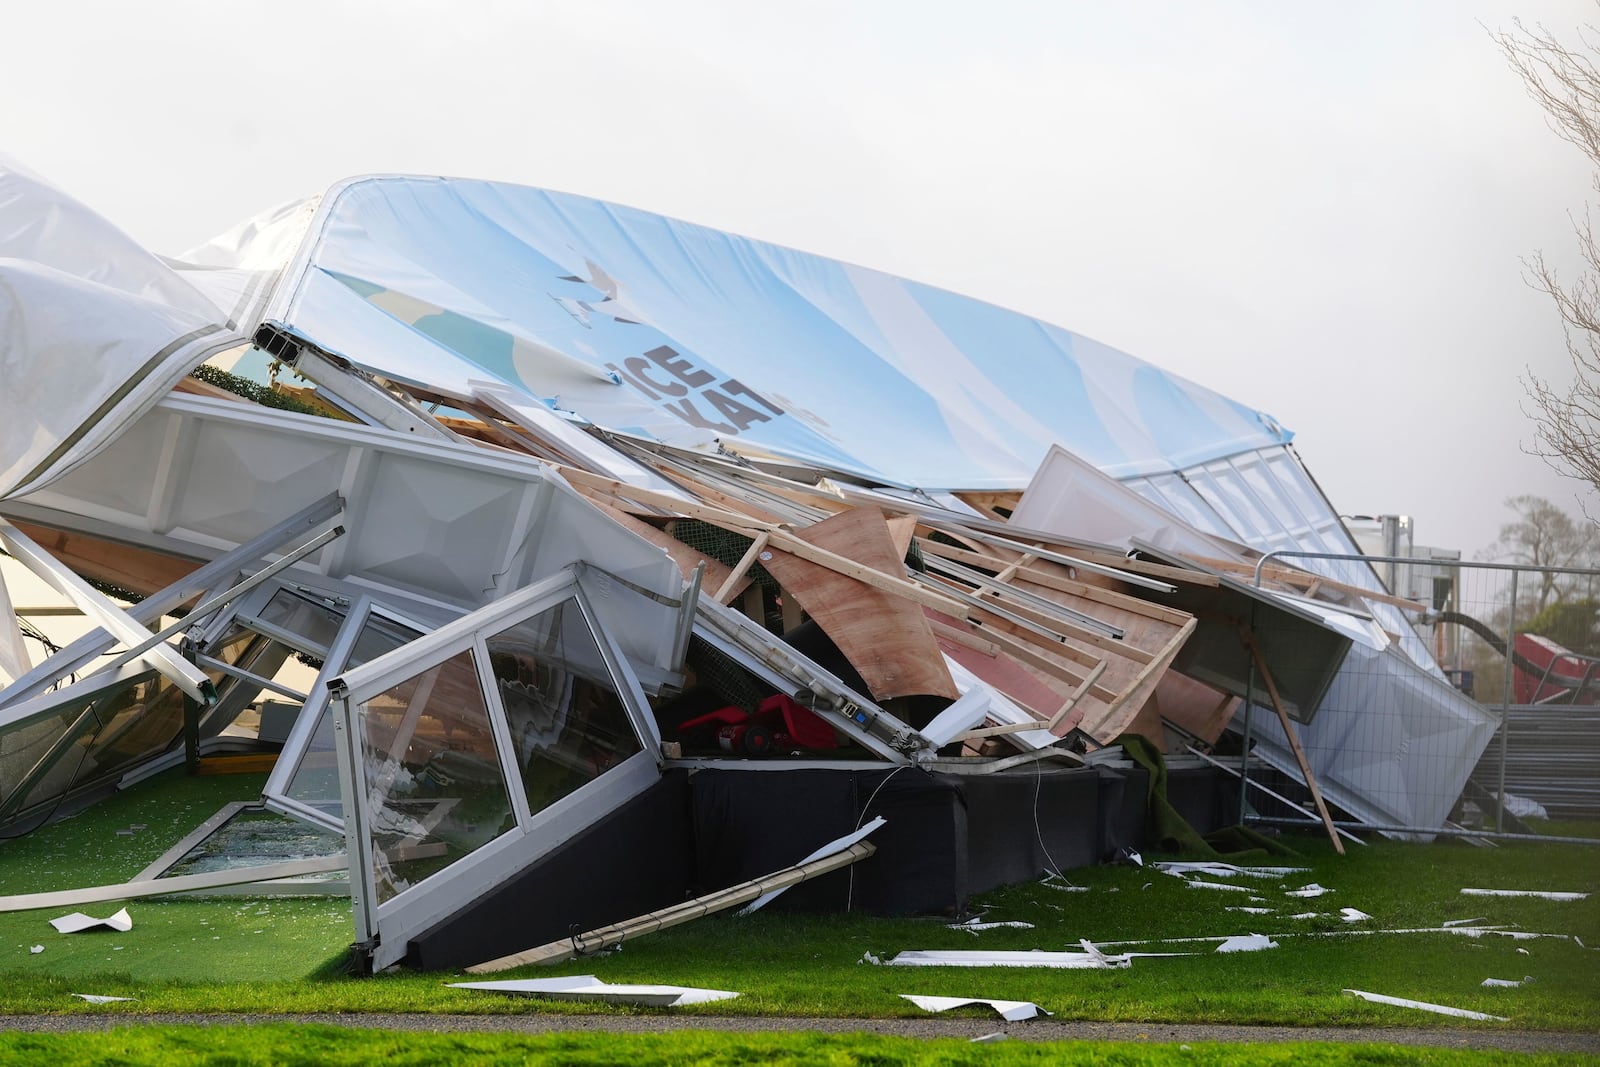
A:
[[0, 1026, 1595, 1067], [1, 770, 1596, 1032]]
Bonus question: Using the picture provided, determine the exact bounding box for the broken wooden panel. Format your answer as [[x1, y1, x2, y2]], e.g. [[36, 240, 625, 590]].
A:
[[1123, 670, 1239, 748], [758, 507, 958, 702]]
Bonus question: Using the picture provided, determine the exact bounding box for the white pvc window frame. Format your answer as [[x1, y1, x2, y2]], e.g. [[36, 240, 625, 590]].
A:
[[329, 566, 662, 971]]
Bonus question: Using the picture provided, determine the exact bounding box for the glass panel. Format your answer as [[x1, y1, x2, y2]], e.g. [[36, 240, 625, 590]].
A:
[[357, 648, 512, 903], [284, 613, 423, 819], [251, 589, 348, 659], [1, 670, 188, 821], [485, 599, 642, 818]]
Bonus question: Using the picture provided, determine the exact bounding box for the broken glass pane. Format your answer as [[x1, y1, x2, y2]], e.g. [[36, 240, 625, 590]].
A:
[[485, 599, 642, 817], [356, 648, 513, 903], [283, 611, 423, 820]]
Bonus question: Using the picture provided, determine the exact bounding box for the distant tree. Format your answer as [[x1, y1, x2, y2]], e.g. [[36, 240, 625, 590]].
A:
[[1485, 494, 1599, 612], [1523, 597, 1600, 655], [1494, 14, 1600, 495]]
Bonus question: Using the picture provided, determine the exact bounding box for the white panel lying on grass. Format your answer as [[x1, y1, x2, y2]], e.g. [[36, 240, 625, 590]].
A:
[[901, 995, 1050, 1021], [1461, 889, 1588, 901], [49, 908, 131, 933], [883, 946, 1132, 969], [1343, 988, 1507, 1022], [1215, 933, 1277, 953], [449, 977, 738, 1007]]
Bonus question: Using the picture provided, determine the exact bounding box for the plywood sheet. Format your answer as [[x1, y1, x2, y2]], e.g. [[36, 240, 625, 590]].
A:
[[762, 508, 958, 701]]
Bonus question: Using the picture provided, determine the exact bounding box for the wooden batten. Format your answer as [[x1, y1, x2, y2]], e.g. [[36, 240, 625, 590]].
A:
[[760, 508, 959, 701]]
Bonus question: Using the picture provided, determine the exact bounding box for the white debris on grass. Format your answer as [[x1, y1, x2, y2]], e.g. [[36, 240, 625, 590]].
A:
[[1460, 888, 1588, 902], [1215, 933, 1278, 953], [1225, 907, 1275, 915], [948, 918, 1036, 934], [1482, 976, 1535, 988], [28, 945, 43, 954], [1184, 879, 1255, 893], [1285, 884, 1331, 898], [50, 908, 132, 934], [448, 976, 738, 1007], [1339, 908, 1373, 922], [1442, 917, 1488, 927], [70, 994, 136, 1004], [1288, 912, 1321, 920], [1152, 862, 1310, 879], [1343, 988, 1507, 1022], [901, 994, 1050, 1021]]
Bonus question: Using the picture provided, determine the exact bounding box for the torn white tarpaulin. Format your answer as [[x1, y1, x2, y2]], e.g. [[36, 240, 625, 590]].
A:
[[1226, 907, 1275, 915], [1343, 989, 1507, 1022], [1460, 889, 1588, 902], [901, 994, 1050, 1021], [50, 908, 132, 934], [1340, 908, 1373, 922], [738, 816, 887, 915], [448, 976, 738, 1007], [882, 947, 1132, 969], [948, 918, 1036, 934], [1482, 976, 1536, 988], [1286, 884, 1331, 898], [1215, 933, 1278, 953]]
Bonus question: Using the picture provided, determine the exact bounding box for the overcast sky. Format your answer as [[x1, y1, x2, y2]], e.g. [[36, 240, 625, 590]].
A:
[[4, 0, 1594, 557]]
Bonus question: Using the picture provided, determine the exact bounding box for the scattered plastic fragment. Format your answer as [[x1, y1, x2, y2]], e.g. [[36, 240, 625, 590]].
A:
[[883, 946, 1132, 969], [1460, 888, 1588, 902], [859, 952, 883, 965], [28, 945, 43, 954], [1285, 884, 1330, 898], [1111, 847, 1143, 867], [1481, 976, 1535, 988], [1152, 862, 1310, 879], [1184, 879, 1253, 893], [1039, 874, 1089, 893], [1340, 908, 1372, 922], [448, 976, 738, 1007], [971, 1033, 1008, 1044], [901, 994, 1050, 1021], [1442, 917, 1487, 927], [1343, 988, 1507, 1022], [948, 918, 1036, 934], [70, 994, 136, 1004], [1215, 933, 1278, 954], [1225, 907, 1274, 915], [741, 817, 887, 914], [50, 908, 132, 934]]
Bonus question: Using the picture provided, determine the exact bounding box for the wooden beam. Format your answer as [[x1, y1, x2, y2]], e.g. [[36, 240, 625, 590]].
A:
[[1241, 629, 1346, 856], [714, 531, 770, 605]]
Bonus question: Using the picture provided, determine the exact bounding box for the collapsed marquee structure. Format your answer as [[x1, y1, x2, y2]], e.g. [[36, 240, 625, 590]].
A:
[[0, 159, 1497, 971]]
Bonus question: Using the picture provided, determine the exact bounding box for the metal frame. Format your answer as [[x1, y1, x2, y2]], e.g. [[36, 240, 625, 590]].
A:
[[329, 567, 665, 970]]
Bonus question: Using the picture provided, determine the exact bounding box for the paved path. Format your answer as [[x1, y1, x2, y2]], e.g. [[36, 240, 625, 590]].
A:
[[2, 1013, 1597, 1054]]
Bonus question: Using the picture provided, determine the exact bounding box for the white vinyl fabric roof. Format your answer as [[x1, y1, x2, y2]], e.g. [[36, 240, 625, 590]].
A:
[[0, 159, 266, 500], [263, 175, 1293, 489]]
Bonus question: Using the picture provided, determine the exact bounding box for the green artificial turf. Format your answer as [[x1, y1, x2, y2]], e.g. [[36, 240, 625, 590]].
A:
[[0, 1026, 1591, 1067], [0, 769, 1597, 1029]]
